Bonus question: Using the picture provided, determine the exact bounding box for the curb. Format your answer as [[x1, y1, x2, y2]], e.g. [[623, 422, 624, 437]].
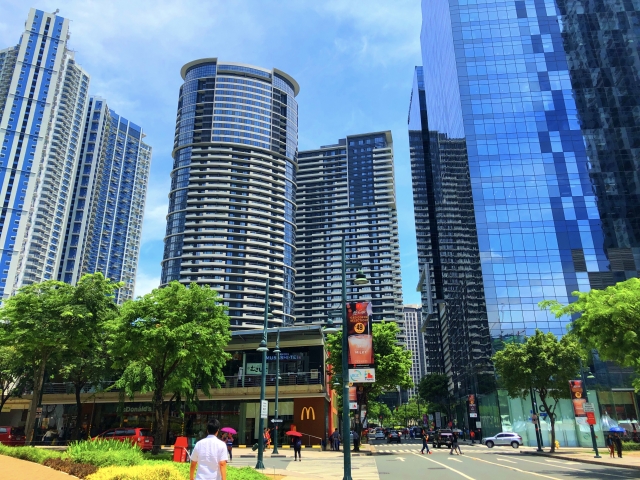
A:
[[522, 451, 640, 471]]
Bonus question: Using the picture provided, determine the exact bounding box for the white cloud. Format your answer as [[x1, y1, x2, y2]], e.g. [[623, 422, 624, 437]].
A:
[[133, 271, 160, 298], [141, 182, 169, 245]]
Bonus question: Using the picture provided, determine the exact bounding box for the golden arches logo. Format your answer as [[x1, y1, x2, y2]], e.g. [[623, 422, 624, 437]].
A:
[[301, 406, 316, 421]]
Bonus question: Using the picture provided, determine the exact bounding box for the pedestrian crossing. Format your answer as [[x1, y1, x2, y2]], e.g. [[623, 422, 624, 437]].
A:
[[375, 447, 457, 454]]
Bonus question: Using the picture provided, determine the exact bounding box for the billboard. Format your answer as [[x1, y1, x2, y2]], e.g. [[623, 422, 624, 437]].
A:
[[346, 301, 374, 369]]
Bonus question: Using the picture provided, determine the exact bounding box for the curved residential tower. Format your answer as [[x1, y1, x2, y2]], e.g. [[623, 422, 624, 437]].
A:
[[161, 59, 299, 329]]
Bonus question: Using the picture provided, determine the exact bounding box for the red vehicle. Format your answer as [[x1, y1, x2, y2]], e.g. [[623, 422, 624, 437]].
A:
[[93, 427, 153, 451], [0, 426, 26, 446]]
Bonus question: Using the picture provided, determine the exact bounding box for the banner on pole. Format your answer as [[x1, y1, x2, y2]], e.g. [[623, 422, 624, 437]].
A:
[[347, 302, 374, 372]]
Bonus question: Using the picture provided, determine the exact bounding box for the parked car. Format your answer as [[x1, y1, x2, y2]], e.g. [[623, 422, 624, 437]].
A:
[[0, 426, 26, 446], [93, 427, 154, 451], [374, 428, 385, 440], [432, 429, 453, 448], [367, 428, 376, 440], [483, 432, 522, 448], [387, 430, 402, 444]]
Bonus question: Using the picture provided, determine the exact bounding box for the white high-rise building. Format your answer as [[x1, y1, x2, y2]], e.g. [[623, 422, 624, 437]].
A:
[[403, 304, 425, 398]]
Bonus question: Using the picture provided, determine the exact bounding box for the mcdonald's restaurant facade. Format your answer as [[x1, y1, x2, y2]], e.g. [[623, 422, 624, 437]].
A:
[[1, 326, 330, 447]]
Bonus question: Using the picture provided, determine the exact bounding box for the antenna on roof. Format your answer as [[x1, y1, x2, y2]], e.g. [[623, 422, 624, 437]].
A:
[[53, 9, 60, 15]]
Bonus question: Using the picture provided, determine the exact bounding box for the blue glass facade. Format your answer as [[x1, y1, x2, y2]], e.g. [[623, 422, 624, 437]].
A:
[[162, 60, 299, 328], [419, 0, 640, 341]]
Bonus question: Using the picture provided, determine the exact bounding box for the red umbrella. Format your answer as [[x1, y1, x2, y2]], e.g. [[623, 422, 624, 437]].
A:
[[286, 431, 303, 437]]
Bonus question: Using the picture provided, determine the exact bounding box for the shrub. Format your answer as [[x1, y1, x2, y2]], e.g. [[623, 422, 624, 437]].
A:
[[0, 444, 62, 464], [622, 441, 640, 451], [43, 458, 98, 479], [87, 464, 184, 480], [65, 439, 144, 467], [227, 466, 272, 480]]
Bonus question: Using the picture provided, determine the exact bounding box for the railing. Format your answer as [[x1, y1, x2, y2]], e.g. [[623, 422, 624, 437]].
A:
[[39, 372, 323, 395]]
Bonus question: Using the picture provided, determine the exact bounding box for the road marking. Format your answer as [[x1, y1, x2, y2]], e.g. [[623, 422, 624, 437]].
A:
[[516, 457, 631, 478], [448, 457, 463, 462], [467, 455, 561, 480], [412, 453, 475, 479], [495, 456, 517, 464], [395, 457, 405, 462]]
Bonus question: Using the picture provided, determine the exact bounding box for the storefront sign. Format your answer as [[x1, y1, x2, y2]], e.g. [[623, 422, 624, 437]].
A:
[[348, 368, 375, 383], [300, 406, 315, 421], [246, 363, 263, 375], [347, 302, 374, 375], [260, 400, 268, 419]]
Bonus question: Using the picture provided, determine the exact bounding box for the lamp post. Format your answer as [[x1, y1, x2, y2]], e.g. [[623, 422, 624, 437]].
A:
[[255, 278, 271, 470], [530, 385, 543, 452], [579, 359, 601, 458], [339, 236, 368, 480], [272, 329, 281, 455]]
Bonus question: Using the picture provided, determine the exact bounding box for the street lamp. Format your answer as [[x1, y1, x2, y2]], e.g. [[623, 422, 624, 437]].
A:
[[339, 236, 367, 480], [272, 330, 281, 455], [255, 278, 271, 470], [580, 359, 601, 458]]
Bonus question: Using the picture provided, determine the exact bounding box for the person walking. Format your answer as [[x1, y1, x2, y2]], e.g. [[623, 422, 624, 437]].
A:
[[470, 430, 475, 444], [352, 430, 360, 452], [330, 428, 340, 451], [606, 434, 615, 458], [223, 433, 234, 462], [614, 433, 623, 458], [263, 428, 271, 449], [190, 419, 228, 480], [293, 436, 302, 461], [451, 433, 462, 455], [420, 429, 431, 455]]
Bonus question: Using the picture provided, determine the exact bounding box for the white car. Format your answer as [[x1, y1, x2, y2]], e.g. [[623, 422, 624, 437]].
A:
[[483, 432, 522, 448], [374, 429, 385, 440]]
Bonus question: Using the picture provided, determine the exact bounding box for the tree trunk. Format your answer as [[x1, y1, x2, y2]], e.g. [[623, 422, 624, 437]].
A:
[[152, 382, 165, 455], [25, 360, 47, 445], [73, 383, 84, 441], [549, 414, 556, 453]]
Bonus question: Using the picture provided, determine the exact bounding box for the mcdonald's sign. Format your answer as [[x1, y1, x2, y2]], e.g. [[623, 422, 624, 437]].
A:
[[301, 406, 316, 421]]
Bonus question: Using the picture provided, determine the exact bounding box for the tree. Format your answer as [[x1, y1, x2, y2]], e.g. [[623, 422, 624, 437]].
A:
[[0, 281, 75, 444], [60, 273, 122, 440], [540, 277, 640, 391], [492, 330, 582, 452], [0, 345, 27, 414], [418, 373, 455, 420], [326, 321, 413, 428], [366, 400, 392, 426], [108, 281, 231, 454]]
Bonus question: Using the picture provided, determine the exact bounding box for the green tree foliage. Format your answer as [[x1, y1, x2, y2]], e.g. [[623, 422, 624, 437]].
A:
[[365, 400, 392, 426], [60, 273, 122, 440], [492, 330, 582, 452], [0, 280, 75, 444], [418, 373, 455, 420], [326, 321, 413, 427], [540, 277, 640, 391], [108, 281, 231, 454], [0, 345, 27, 413]]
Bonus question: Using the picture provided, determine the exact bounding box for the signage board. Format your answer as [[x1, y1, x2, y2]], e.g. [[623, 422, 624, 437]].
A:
[[349, 402, 358, 410], [347, 302, 374, 369], [470, 413, 478, 418], [569, 380, 587, 421], [260, 400, 268, 419], [349, 386, 357, 402], [583, 402, 595, 413], [476, 421, 482, 429], [246, 363, 263, 375], [271, 418, 283, 423], [348, 368, 375, 383], [586, 412, 596, 425]]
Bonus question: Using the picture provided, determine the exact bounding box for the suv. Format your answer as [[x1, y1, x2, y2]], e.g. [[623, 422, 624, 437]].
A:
[[0, 426, 26, 446], [93, 427, 154, 451], [483, 432, 522, 448], [387, 430, 402, 444], [432, 429, 453, 448]]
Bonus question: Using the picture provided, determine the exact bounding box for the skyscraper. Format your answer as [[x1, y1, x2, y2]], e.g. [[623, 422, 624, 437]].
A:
[[295, 132, 403, 326], [161, 59, 299, 328], [409, 66, 493, 395], [420, 0, 640, 342], [0, 9, 89, 297], [59, 97, 151, 302], [402, 304, 425, 398]]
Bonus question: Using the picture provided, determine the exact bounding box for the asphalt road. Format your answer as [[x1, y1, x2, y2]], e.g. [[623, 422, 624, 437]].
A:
[[372, 446, 639, 480]]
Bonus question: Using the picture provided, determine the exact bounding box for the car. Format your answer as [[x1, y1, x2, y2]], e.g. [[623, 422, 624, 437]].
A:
[[93, 427, 154, 451], [374, 428, 385, 440], [483, 432, 522, 448], [432, 429, 453, 448], [367, 428, 376, 440], [387, 430, 401, 444], [0, 426, 26, 446]]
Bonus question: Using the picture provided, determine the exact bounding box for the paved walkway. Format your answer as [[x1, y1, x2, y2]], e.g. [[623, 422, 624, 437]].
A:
[[524, 448, 640, 470], [0, 455, 71, 479]]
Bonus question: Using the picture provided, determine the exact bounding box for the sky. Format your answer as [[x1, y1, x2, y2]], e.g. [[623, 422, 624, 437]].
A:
[[0, 0, 423, 305]]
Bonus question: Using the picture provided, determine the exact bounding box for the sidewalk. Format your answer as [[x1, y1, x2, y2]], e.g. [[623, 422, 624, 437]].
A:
[[0, 455, 71, 480], [523, 448, 640, 471]]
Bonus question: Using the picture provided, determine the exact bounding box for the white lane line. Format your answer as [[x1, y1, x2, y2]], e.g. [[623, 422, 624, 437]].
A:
[[517, 456, 631, 478], [467, 455, 562, 480], [495, 456, 517, 464], [448, 457, 463, 463], [412, 453, 475, 479]]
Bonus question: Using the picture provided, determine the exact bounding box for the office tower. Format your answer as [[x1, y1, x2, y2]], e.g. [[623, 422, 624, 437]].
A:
[[409, 65, 493, 395], [0, 9, 90, 297], [161, 59, 299, 328], [295, 132, 403, 326], [420, 0, 640, 342], [402, 304, 425, 398], [59, 97, 151, 302]]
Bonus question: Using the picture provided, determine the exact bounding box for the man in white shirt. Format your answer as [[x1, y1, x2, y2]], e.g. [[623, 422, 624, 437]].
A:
[[190, 419, 228, 480]]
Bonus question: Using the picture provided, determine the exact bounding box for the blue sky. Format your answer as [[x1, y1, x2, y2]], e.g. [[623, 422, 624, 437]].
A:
[[1, 1, 423, 305]]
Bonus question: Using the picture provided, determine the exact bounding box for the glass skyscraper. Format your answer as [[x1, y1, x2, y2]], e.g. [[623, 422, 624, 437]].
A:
[[420, 0, 640, 342], [161, 59, 299, 328], [295, 132, 403, 326]]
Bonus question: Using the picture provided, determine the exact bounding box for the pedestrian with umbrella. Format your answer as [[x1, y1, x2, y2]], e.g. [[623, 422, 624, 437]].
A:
[[220, 428, 236, 462], [286, 431, 303, 461]]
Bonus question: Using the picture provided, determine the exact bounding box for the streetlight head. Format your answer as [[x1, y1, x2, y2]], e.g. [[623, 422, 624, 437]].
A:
[[323, 317, 339, 334], [353, 270, 368, 286], [587, 371, 595, 379], [256, 339, 268, 352], [267, 305, 274, 319], [273, 347, 281, 354]]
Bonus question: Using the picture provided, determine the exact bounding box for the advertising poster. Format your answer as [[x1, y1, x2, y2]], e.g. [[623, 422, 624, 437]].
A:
[[468, 394, 478, 418], [346, 301, 374, 368], [569, 380, 588, 426], [349, 386, 357, 402]]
